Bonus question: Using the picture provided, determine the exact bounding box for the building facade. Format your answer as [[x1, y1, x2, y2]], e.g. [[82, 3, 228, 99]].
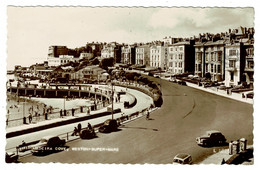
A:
[[203, 40, 226, 81], [101, 42, 122, 63], [48, 46, 68, 57], [194, 42, 205, 77], [48, 55, 79, 67], [150, 45, 166, 69], [224, 42, 244, 87], [79, 52, 94, 60], [243, 41, 254, 88], [168, 41, 195, 74], [135, 45, 150, 66], [121, 45, 136, 65]]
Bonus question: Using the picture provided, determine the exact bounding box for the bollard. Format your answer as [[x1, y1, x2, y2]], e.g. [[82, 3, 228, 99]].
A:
[[80, 106, 83, 113], [229, 141, 233, 155], [23, 117, 27, 124], [239, 138, 247, 152], [232, 141, 239, 154], [72, 108, 75, 116]]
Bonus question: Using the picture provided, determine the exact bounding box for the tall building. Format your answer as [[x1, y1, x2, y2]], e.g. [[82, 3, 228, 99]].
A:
[[243, 40, 254, 88], [48, 46, 68, 57], [121, 45, 136, 65], [225, 38, 254, 87], [203, 40, 226, 81], [150, 45, 167, 69], [168, 41, 195, 74], [135, 45, 150, 66], [101, 42, 122, 63]]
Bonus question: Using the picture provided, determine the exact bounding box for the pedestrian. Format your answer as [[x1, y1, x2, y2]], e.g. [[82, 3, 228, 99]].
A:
[[72, 108, 75, 116], [146, 110, 150, 120], [28, 113, 32, 123], [71, 127, 78, 136], [88, 122, 92, 130], [78, 123, 82, 133], [87, 107, 90, 115]]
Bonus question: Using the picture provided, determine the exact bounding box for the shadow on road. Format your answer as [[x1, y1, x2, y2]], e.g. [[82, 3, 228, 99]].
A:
[[120, 125, 158, 131]]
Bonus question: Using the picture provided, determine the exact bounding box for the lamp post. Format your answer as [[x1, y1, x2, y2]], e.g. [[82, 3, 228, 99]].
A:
[[64, 96, 66, 111], [111, 82, 114, 120]]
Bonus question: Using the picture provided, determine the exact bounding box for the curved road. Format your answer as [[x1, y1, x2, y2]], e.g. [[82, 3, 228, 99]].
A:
[[20, 77, 253, 164]]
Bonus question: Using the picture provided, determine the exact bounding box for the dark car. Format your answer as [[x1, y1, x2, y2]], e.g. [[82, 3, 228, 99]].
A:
[[148, 72, 154, 77], [80, 129, 96, 139], [98, 119, 118, 133], [5, 152, 19, 163], [177, 80, 187, 86], [196, 130, 226, 146], [246, 92, 254, 99], [31, 136, 66, 155]]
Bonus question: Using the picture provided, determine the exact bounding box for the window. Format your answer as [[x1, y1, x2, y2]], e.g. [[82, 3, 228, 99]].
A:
[[229, 60, 236, 68], [217, 65, 221, 73], [198, 64, 201, 71], [248, 61, 254, 69], [230, 72, 234, 81], [229, 50, 237, 56], [218, 54, 221, 62], [205, 64, 208, 72], [214, 65, 216, 73], [211, 64, 214, 72], [175, 62, 178, 67]]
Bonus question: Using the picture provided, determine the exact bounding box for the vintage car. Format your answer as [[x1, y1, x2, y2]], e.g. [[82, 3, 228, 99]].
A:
[[31, 136, 66, 155], [5, 152, 19, 163], [98, 119, 118, 133], [80, 129, 96, 139], [196, 130, 226, 146], [172, 153, 192, 165]]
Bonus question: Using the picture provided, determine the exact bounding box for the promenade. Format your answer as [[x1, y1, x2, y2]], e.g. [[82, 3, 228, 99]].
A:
[[6, 85, 154, 156]]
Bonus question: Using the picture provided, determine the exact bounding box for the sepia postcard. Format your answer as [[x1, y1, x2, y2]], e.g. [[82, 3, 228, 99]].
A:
[[2, 3, 258, 168]]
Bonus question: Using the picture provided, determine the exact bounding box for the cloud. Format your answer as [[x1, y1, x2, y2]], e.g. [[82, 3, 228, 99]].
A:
[[147, 8, 254, 33]]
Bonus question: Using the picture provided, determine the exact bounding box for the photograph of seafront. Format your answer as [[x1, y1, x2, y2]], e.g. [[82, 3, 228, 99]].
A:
[[5, 7, 254, 164]]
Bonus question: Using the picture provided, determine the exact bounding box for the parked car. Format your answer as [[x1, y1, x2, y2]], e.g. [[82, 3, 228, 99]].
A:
[[148, 72, 154, 77], [196, 130, 226, 146], [80, 129, 96, 139], [177, 80, 187, 86], [98, 119, 118, 133], [172, 153, 192, 165], [5, 152, 19, 163], [246, 92, 254, 99], [31, 136, 66, 155]]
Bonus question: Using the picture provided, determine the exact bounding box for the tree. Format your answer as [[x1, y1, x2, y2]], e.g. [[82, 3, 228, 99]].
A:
[[99, 57, 115, 70], [90, 58, 100, 65]]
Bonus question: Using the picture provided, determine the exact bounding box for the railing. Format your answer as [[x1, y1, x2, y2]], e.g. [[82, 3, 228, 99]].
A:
[[6, 107, 152, 158]]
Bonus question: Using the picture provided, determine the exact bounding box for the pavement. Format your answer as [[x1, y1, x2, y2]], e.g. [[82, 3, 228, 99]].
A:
[[182, 80, 253, 105], [5, 85, 153, 154], [199, 145, 253, 165]]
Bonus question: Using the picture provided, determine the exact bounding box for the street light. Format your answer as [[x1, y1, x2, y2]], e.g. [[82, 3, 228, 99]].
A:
[[111, 82, 114, 120]]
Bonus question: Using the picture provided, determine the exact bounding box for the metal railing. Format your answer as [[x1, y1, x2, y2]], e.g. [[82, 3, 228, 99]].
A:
[[6, 107, 152, 159]]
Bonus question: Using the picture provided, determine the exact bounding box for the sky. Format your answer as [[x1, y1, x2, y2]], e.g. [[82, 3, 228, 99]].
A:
[[7, 7, 254, 70]]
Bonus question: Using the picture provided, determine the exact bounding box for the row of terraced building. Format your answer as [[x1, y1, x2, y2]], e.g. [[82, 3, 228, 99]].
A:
[[101, 27, 254, 88]]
